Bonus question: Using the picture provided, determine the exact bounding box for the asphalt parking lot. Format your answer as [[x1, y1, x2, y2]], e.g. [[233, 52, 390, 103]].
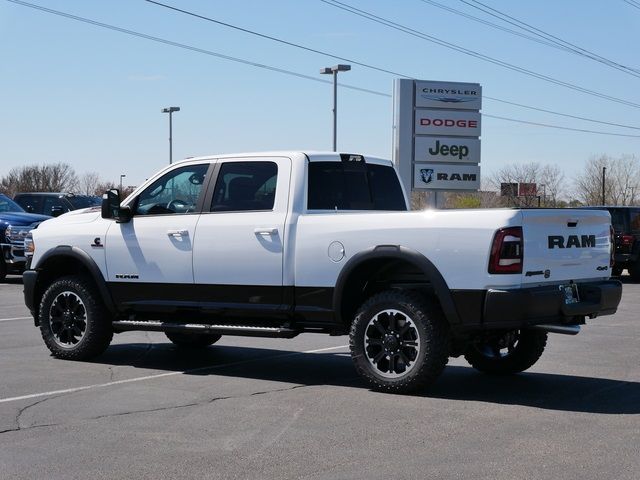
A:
[[0, 276, 638, 480]]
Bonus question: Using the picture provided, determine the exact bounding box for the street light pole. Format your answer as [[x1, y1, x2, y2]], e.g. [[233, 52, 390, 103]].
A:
[[320, 65, 351, 152], [602, 166, 606, 205], [119, 174, 126, 193], [161, 106, 181, 164]]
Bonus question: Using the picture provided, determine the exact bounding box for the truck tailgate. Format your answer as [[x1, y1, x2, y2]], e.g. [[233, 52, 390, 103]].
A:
[[521, 209, 611, 285]]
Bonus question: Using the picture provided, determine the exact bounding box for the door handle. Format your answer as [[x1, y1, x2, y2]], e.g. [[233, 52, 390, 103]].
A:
[[254, 227, 278, 236], [167, 229, 188, 237]]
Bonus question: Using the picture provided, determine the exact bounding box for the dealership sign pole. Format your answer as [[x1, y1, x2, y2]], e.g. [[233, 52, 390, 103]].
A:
[[393, 79, 482, 208]]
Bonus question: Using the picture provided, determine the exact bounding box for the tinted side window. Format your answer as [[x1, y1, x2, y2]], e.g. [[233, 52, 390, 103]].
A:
[[15, 195, 42, 214], [135, 164, 209, 215], [43, 197, 66, 215], [210, 162, 278, 212], [609, 209, 628, 233], [368, 164, 407, 211], [307, 162, 406, 211], [631, 209, 640, 233]]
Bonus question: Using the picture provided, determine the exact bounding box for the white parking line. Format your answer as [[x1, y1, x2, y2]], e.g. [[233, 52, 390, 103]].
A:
[[0, 344, 349, 405], [0, 316, 32, 323]]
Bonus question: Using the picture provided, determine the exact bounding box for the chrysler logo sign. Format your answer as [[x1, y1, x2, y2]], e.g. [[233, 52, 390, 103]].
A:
[[415, 81, 482, 110]]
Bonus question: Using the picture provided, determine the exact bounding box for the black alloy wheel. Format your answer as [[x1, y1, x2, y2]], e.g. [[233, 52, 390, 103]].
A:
[[350, 289, 449, 394], [464, 329, 548, 375], [39, 276, 113, 360]]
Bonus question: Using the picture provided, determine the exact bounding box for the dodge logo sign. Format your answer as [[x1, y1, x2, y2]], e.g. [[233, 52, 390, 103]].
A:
[[414, 110, 481, 137]]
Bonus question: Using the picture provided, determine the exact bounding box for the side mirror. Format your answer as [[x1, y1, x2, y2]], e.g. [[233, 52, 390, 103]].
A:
[[101, 189, 132, 223], [25, 205, 34, 213], [51, 206, 64, 217]]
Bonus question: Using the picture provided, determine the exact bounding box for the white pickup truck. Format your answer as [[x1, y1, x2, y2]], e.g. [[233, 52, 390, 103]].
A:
[[23, 152, 622, 393]]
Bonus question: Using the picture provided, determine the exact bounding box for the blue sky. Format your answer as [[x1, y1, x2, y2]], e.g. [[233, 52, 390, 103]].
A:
[[1, 0, 639, 189]]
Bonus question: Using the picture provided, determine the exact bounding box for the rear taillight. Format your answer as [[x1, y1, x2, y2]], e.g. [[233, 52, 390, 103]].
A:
[[611, 226, 616, 267], [489, 227, 523, 274], [621, 234, 634, 246]]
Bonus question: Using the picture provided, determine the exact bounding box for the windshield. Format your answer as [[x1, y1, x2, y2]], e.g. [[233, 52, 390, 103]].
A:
[[68, 195, 101, 209], [0, 194, 26, 213]]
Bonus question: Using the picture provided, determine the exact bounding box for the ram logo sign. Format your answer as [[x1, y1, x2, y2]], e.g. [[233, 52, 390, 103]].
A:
[[548, 235, 596, 249], [414, 164, 480, 190]]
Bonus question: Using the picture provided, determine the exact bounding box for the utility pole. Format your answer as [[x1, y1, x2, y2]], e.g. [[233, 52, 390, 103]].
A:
[[602, 166, 606, 205]]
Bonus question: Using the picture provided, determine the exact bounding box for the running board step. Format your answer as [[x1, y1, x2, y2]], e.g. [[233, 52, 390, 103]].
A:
[[112, 320, 300, 338], [530, 324, 581, 335]]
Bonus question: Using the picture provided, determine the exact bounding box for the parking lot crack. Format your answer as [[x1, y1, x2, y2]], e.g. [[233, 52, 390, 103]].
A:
[[89, 401, 201, 421], [0, 397, 58, 434], [0, 384, 312, 433], [85, 384, 310, 422]]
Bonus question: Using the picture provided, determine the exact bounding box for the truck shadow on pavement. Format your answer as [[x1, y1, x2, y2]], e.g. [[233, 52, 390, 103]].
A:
[[93, 342, 640, 415]]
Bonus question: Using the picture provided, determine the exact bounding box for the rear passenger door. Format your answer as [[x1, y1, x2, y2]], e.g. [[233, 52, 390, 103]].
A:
[[193, 157, 291, 310]]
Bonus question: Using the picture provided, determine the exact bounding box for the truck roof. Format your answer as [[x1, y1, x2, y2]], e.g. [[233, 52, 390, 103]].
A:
[[179, 151, 393, 166]]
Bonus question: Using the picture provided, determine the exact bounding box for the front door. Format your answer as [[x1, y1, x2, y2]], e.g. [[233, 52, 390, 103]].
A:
[[105, 163, 212, 307]]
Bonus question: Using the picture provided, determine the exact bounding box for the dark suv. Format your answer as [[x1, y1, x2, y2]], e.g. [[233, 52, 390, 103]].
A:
[[590, 206, 640, 278], [0, 193, 50, 281], [14, 192, 101, 217]]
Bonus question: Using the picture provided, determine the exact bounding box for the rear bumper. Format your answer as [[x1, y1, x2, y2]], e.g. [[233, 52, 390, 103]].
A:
[[614, 253, 637, 266], [482, 280, 622, 329]]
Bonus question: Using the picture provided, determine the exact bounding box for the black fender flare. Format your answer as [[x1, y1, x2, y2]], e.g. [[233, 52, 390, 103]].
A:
[[34, 245, 116, 315], [333, 245, 461, 325]]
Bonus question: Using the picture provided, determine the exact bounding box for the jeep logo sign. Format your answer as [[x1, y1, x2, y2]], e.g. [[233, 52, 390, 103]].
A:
[[413, 163, 481, 190], [414, 137, 480, 164], [414, 110, 481, 137]]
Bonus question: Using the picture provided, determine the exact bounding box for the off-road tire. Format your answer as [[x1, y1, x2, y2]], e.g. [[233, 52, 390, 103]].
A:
[[165, 332, 221, 348], [39, 275, 113, 360], [349, 289, 450, 394], [464, 329, 548, 375]]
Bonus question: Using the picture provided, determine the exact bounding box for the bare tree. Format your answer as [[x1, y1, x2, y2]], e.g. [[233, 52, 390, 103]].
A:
[[574, 154, 640, 205], [0, 163, 78, 196], [489, 162, 542, 207], [78, 172, 101, 196], [93, 181, 118, 197], [540, 164, 565, 207]]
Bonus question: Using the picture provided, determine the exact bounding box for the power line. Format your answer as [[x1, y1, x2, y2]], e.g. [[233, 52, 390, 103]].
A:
[[144, 0, 402, 77], [423, 0, 640, 78], [484, 114, 640, 138], [320, 0, 640, 109], [622, 0, 640, 10], [5, 0, 640, 139], [145, 0, 640, 132], [483, 96, 640, 131], [460, 0, 640, 77], [419, 0, 579, 54], [4, 0, 386, 98]]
